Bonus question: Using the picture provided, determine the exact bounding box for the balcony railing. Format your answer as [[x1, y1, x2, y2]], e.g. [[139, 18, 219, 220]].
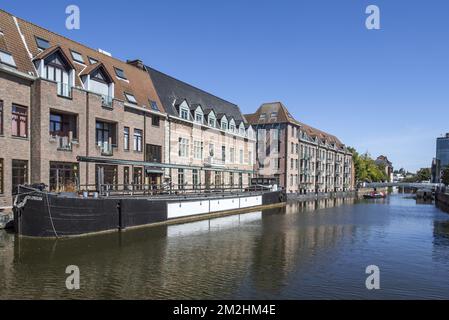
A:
[[50, 135, 73, 151], [101, 95, 113, 108], [98, 143, 113, 156], [57, 82, 72, 98], [204, 157, 225, 167]]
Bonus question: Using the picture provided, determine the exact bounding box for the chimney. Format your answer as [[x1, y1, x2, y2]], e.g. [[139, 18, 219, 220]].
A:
[[127, 59, 146, 71]]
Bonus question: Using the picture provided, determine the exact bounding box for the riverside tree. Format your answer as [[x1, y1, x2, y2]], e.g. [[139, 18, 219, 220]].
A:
[[347, 147, 388, 183]]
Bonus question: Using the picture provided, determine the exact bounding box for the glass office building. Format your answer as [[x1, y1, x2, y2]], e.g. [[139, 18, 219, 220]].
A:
[[437, 134, 449, 168]]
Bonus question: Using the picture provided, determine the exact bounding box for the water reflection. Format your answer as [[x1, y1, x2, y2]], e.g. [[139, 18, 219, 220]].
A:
[[1, 195, 449, 299]]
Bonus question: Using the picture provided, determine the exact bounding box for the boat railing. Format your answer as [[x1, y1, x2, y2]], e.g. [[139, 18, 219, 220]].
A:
[[76, 182, 275, 198]]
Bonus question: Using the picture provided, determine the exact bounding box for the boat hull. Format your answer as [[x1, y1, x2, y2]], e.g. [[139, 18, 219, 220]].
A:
[[13, 190, 286, 238]]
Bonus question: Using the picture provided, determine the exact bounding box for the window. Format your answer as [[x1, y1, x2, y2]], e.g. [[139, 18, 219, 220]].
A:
[[209, 117, 216, 128], [0, 100, 3, 135], [152, 115, 160, 127], [12, 105, 28, 138], [35, 37, 50, 50], [124, 92, 137, 104], [180, 108, 189, 120], [194, 141, 203, 160], [150, 100, 159, 111], [88, 57, 98, 64], [179, 138, 189, 157], [49, 162, 78, 192], [230, 124, 235, 132], [240, 149, 243, 164], [239, 125, 245, 136], [96, 121, 116, 146], [124, 127, 130, 150], [230, 148, 235, 163], [0, 158, 3, 194], [195, 112, 203, 124], [270, 112, 278, 121], [209, 144, 215, 157], [146, 144, 162, 163], [114, 67, 127, 80], [249, 151, 253, 165], [221, 120, 228, 131], [124, 167, 130, 186], [192, 169, 199, 189], [133, 129, 143, 152], [178, 169, 185, 190], [12, 160, 28, 195], [259, 113, 266, 121], [133, 167, 143, 189], [0, 50, 16, 67], [96, 165, 118, 188], [222, 146, 226, 162], [70, 50, 84, 63]]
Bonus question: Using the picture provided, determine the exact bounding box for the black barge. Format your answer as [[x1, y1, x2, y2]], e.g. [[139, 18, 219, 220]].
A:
[[13, 183, 286, 238]]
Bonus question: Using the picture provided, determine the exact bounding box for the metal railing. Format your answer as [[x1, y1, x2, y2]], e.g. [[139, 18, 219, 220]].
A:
[[98, 143, 113, 156], [101, 95, 113, 108], [77, 182, 276, 198], [204, 157, 225, 167], [56, 135, 72, 151]]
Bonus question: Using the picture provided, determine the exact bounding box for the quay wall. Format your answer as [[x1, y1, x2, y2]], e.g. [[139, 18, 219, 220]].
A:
[[436, 193, 449, 214], [288, 188, 387, 202]]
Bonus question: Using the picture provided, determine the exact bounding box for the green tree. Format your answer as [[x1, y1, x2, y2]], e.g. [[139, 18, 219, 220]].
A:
[[416, 168, 431, 182], [348, 147, 389, 183]]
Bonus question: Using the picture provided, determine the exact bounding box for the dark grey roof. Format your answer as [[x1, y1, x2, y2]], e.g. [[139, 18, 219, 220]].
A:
[[146, 67, 246, 122]]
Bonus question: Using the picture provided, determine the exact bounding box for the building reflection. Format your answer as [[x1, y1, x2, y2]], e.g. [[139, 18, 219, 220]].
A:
[[248, 198, 356, 295], [3, 197, 358, 299]]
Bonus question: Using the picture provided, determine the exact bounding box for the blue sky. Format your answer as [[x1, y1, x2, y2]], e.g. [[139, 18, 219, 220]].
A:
[[2, 0, 449, 172]]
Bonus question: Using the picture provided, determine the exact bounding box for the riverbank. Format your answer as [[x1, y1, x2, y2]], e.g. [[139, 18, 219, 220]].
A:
[[287, 188, 387, 202], [436, 192, 449, 214]]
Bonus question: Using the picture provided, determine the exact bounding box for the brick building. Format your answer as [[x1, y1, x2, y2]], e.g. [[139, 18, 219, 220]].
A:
[[0, 9, 166, 209], [245, 102, 354, 194]]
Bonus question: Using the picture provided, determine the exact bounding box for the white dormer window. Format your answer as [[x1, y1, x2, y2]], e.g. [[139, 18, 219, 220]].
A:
[[0, 50, 16, 67], [239, 125, 245, 136], [230, 124, 235, 132], [195, 112, 203, 123], [221, 120, 228, 131], [180, 107, 189, 120]]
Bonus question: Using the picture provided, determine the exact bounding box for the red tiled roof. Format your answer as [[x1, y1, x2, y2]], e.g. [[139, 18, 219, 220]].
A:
[[0, 9, 164, 112]]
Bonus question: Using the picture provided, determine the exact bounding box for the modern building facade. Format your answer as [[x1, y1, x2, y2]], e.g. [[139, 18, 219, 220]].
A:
[[245, 102, 354, 194], [432, 133, 449, 183], [147, 68, 256, 190]]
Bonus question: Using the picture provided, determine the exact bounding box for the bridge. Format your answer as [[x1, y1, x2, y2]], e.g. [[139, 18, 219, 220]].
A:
[[364, 182, 445, 191]]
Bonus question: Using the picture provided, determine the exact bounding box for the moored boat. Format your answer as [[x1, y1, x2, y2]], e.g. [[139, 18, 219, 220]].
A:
[[363, 192, 386, 199], [13, 183, 286, 238]]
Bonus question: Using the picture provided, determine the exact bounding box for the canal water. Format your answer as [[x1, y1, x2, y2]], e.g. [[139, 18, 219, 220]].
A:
[[1, 194, 449, 300]]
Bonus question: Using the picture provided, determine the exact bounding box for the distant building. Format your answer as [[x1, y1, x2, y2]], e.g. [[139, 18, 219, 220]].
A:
[[432, 133, 449, 183], [245, 102, 354, 194], [375, 155, 394, 182]]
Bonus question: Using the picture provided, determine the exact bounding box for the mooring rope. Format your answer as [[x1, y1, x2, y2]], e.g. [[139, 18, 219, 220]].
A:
[[14, 188, 59, 238]]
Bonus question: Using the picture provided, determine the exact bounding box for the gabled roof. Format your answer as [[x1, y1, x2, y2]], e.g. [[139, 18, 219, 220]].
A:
[[246, 102, 345, 148], [0, 9, 164, 112], [147, 66, 245, 122], [245, 102, 299, 125], [79, 62, 113, 83], [32, 45, 76, 70]]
